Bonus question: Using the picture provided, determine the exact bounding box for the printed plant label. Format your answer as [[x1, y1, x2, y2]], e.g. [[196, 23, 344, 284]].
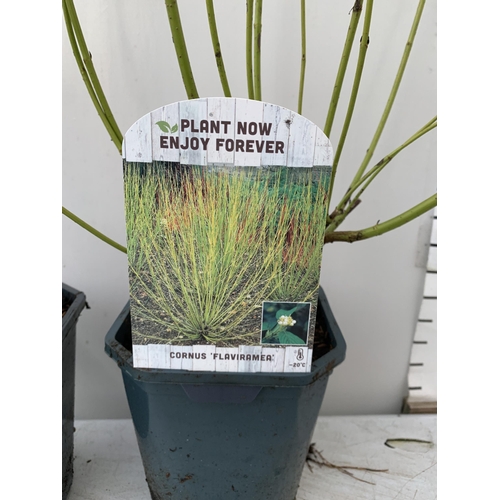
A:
[[122, 98, 333, 373]]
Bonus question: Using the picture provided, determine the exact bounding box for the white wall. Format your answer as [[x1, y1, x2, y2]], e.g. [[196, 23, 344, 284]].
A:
[[62, 0, 436, 419]]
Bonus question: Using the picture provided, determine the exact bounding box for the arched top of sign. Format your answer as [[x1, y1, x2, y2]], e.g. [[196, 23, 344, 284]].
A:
[[123, 97, 333, 168]]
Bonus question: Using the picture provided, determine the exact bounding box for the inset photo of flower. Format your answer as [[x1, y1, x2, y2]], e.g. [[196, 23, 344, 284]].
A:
[[261, 302, 311, 345]]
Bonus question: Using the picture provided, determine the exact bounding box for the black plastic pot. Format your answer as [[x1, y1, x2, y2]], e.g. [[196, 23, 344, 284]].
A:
[[105, 287, 346, 500], [62, 283, 87, 500]]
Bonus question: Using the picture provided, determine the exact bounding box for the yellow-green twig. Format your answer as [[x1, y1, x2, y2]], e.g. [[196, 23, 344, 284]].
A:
[[206, 0, 231, 97], [253, 0, 263, 100], [246, 0, 255, 99], [63, 206, 127, 254], [349, 0, 427, 188], [63, 0, 123, 154], [325, 193, 436, 243], [327, 0, 372, 204], [165, 0, 199, 99], [323, 0, 363, 138], [298, 0, 306, 114]]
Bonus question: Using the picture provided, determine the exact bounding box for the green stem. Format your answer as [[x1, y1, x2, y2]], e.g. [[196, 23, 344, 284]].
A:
[[327, 0, 372, 204], [298, 0, 306, 114], [63, 206, 127, 254], [324, 193, 437, 243], [64, 0, 122, 140], [352, 117, 436, 196], [253, 0, 263, 101], [63, 0, 123, 154], [331, 116, 436, 227], [206, 0, 231, 97], [323, 0, 363, 138], [165, 0, 199, 99], [349, 0, 427, 188], [246, 0, 255, 99], [332, 122, 436, 230]]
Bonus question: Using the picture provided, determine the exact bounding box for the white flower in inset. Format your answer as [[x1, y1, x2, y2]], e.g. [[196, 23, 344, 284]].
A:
[[277, 315, 296, 327]]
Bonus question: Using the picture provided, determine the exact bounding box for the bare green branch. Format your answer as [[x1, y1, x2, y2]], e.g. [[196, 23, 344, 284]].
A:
[[350, 0, 427, 188], [254, 0, 263, 100], [324, 193, 437, 243], [63, 0, 123, 153], [63, 206, 127, 254], [327, 0, 373, 204], [330, 116, 436, 230], [165, 0, 199, 99], [246, 0, 255, 99], [206, 0, 231, 97], [323, 0, 363, 138], [298, 0, 306, 114]]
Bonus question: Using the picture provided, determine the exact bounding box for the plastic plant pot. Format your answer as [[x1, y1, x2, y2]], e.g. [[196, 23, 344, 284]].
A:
[[62, 283, 87, 500], [105, 286, 346, 500]]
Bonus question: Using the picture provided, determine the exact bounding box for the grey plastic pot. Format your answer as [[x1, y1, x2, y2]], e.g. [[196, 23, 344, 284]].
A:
[[62, 283, 87, 500], [105, 287, 346, 500]]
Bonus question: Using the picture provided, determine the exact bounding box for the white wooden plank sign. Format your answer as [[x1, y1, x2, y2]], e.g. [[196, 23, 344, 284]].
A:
[[122, 98, 333, 373]]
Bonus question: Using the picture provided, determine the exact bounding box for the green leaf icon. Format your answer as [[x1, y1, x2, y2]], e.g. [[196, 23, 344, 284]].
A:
[[171, 124, 178, 133], [156, 121, 171, 133]]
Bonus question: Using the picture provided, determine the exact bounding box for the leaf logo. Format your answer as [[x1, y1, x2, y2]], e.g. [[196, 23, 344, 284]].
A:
[[156, 121, 178, 134]]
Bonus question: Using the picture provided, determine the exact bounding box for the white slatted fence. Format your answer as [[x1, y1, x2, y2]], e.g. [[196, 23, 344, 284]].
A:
[[405, 208, 437, 413]]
